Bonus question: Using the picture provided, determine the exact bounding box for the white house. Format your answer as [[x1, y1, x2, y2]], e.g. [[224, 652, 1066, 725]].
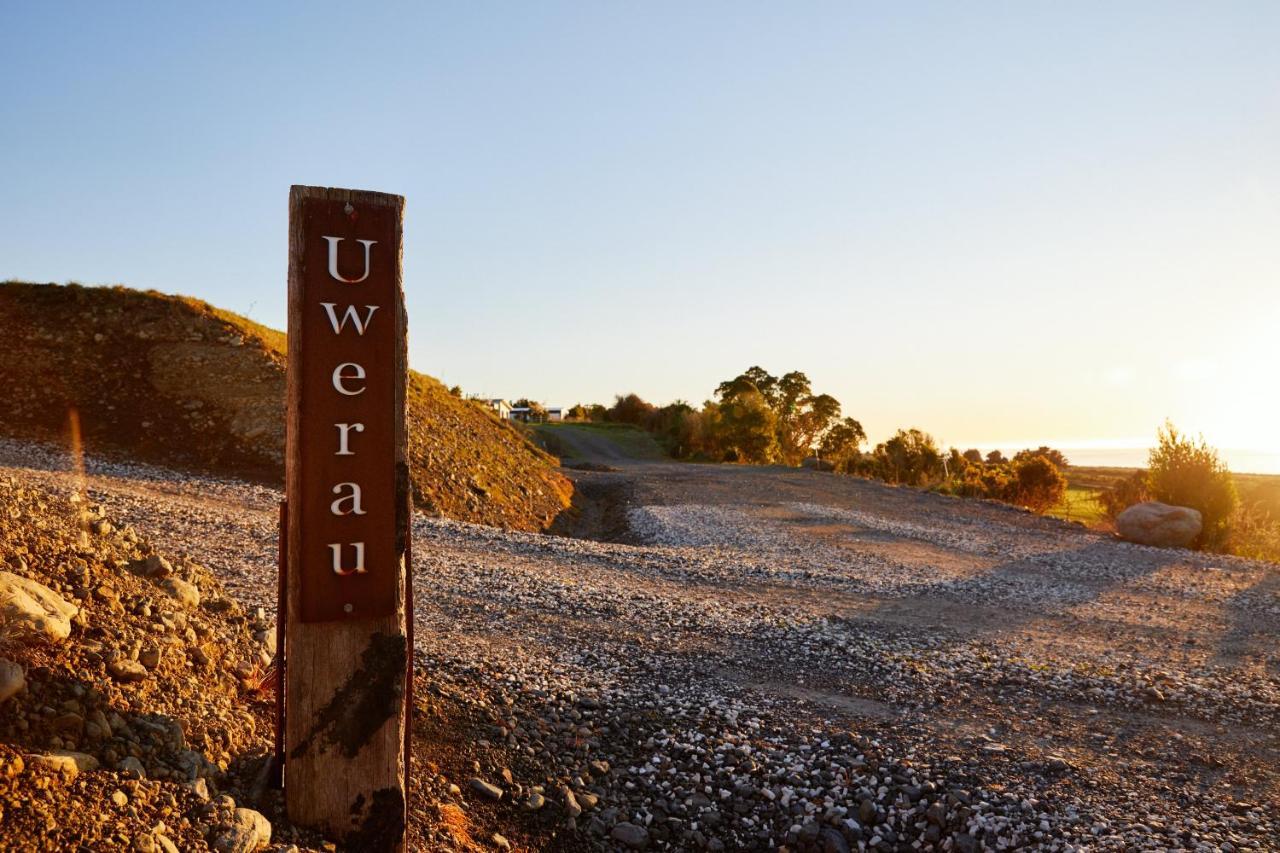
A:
[[482, 399, 512, 420], [546, 407, 566, 422]]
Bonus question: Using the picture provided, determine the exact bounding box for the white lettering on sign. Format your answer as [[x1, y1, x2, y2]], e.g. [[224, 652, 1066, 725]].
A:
[[323, 236, 377, 284], [330, 482, 367, 516], [328, 541, 367, 576], [321, 303, 379, 335], [334, 422, 364, 456], [331, 362, 367, 396], [319, 228, 382, 592]]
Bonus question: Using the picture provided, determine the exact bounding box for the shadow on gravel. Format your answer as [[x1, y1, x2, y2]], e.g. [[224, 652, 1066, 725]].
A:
[[869, 540, 1184, 637], [1210, 569, 1280, 677]]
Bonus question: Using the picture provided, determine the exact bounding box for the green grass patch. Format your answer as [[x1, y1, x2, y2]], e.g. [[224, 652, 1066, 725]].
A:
[[534, 422, 668, 461], [1046, 485, 1107, 526]]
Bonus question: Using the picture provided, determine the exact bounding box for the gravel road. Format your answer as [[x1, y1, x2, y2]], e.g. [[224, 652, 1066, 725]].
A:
[[3, 437, 1276, 851]]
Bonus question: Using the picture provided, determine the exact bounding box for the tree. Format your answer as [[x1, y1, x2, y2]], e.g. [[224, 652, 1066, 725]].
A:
[[819, 417, 867, 468], [776, 371, 812, 416], [715, 368, 849, 465], [962, 448, 983, 464], [785, 393, 841, 465], [985, 449, 1007, 465], [868, 429, 943, 486], [716, 366, 779, 408], [714, 390, 779, 464], [606, 393, 656, 426], [512, 398, 548, 421], [1147, 421, 1238, 549]]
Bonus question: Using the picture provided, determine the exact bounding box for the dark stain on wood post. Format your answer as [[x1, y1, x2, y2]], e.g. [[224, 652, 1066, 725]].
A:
[[288, 632, 408, 760]]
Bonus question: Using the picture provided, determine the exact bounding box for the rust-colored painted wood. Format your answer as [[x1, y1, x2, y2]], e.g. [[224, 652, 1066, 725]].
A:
[[285, 185, 409, 849]]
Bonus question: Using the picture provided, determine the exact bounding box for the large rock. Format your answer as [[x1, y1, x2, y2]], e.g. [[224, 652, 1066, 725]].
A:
[[0, 571, 78, 642], [212, 807, 272, 853], [0, 658, 24, 702], [160, 577, 200, 609], [27, 750, 99, 780], [1116, 502, 1202, 548]]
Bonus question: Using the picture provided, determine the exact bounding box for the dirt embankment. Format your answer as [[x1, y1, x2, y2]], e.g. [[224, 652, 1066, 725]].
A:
[[0, 282, 571, 531]]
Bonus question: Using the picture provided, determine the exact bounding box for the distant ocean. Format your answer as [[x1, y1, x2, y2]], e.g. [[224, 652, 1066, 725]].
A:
[[1056, 447, 1280, 476]]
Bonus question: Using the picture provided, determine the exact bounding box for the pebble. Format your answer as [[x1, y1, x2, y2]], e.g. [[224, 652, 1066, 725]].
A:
[[108, 658, 149, 683], [611, 821, 651, 849], [1, 440, 1276, 851], [468, 778, 503, 801]]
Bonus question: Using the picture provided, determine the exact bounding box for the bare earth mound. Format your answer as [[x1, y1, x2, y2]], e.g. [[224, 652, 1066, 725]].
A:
[[0, 282, 570, 531]]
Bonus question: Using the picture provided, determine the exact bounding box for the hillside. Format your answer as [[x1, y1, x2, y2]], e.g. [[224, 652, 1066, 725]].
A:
[[0, 282, 571, 531]]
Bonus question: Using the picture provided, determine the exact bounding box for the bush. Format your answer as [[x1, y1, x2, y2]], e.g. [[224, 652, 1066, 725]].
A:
[[862, 429, 943, 486], [1013, 446, 1070, 470], [1010, 454, 1067, 512], [606, 393, 656, 426], [1097, 470, 1150, 520], [1146, 422, 1238, 550]]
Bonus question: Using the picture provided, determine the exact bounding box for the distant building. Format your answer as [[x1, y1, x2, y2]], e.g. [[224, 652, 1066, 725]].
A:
[[481, 399, 513, 420], [546, 407, 565, 422], [509, 407, 532, 423]]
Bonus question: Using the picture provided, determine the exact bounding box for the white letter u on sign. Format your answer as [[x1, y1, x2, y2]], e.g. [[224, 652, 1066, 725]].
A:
[[323, 236, 377, 284]]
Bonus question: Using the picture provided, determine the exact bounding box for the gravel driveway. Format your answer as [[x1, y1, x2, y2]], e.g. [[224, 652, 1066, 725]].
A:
[[4, 438, 1276, 851]]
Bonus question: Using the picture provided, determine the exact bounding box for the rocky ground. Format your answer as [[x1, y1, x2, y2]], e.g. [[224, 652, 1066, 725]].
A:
[[0, 281, 572, 532], [0, 437, 1276, 851]]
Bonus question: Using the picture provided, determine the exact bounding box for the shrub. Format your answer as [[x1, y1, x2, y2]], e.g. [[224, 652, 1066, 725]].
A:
[[1097, 470, 1150, 520], [1013, 446, 1070, 470], [1146, 422, 1238, 550], [606, 393, 656, 426], [864, 429, 943, 486], [819, 417, 867, 469], [1011, 454, 1067, 512]]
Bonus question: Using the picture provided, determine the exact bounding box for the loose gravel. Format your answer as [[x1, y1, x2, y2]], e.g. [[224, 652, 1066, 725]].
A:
[[2, 439, 1276, 851]]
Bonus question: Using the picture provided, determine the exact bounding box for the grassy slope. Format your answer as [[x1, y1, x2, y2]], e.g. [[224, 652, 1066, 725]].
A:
[[533, 422, 668, 462], [0, 281, 571, 531]]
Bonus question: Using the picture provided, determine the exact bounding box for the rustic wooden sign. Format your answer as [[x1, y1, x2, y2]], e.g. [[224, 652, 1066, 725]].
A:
[[284, 185, 410, 850]]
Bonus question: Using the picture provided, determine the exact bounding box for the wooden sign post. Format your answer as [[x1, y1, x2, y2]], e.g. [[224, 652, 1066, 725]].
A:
[[283, 185, 410, 850]]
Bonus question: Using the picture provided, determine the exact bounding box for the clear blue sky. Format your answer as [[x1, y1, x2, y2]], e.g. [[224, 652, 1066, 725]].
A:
[[4, 2, 1279, 454]]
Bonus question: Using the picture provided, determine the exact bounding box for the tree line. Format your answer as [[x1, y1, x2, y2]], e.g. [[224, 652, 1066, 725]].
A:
[[557, 372, 1271, 557], [564, 365, 1069, 514]]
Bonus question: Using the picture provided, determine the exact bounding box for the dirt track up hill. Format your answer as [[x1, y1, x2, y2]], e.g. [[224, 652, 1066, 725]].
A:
[[0, 282, 571, 531]]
